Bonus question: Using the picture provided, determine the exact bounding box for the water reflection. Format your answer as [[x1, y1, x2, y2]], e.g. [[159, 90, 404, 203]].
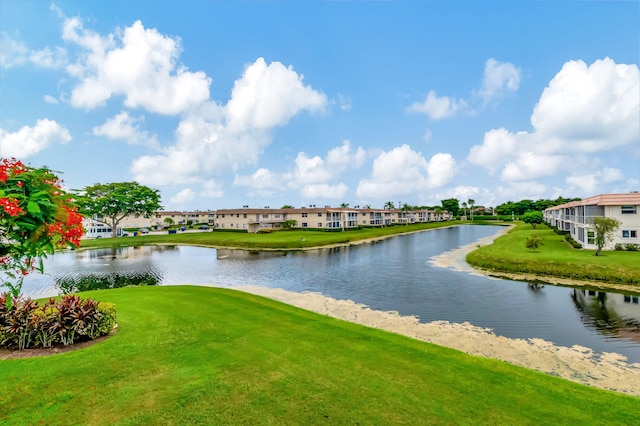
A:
[[18, 225, 640, 362], [54, 268, 164, 294], [571, 289, 640, 344]]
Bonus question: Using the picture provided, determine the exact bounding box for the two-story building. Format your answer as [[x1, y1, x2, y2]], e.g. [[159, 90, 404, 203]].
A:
[[544, 193, 640, 250]]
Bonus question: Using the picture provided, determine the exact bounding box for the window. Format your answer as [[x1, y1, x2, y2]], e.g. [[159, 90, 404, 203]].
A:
[[275, 214, 281, 218], [302, 222, 308, 228], [262, 214, 269, 218], [243, 214, 247, 218], [621, 205, 637, 214], [622, 230, 637, 238], [317, 212, 322, 217], [587, 230, 596, 245], [317, 222, 322, 227], [302, 212, 307, 218]]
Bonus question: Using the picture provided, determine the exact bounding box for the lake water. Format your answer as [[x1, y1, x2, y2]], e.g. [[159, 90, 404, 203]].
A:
[[20, 225, 640, 362]]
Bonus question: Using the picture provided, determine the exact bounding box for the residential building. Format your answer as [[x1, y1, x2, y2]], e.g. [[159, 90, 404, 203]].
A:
[[214, 206, 450, 233], [544, 193, 640, 250]]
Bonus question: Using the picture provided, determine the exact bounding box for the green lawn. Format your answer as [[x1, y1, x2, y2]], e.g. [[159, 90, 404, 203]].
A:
[[467, 222, 640, 287], [1, 286, 638, 425], [80, 221, 458, 251]]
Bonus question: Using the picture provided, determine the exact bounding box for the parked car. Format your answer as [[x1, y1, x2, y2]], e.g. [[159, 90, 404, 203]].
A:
[[198, 225, 210, 230], [138, 228, 149, 234]]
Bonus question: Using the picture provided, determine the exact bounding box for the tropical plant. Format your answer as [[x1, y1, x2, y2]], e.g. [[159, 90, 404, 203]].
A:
[[525, 233, 543, 251], [384, 201, 395, 210], [75, 182, 162, 238], [441, 198, 460, 217], [0, 158, 83, 307], [340, 203, 350, 208], [461, 202, 468, 217], [468, 199, 475, 220], [589, 217, 621, 256]]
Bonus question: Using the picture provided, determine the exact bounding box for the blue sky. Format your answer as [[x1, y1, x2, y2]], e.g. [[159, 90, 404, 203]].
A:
[[1, 1, 638, 211]]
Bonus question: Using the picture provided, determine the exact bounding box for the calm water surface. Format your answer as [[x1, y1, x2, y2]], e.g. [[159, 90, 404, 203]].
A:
[[22, 225, 640, 362]]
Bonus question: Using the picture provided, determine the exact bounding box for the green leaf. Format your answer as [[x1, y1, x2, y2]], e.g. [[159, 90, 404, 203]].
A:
[[27, 201, 42, 214]]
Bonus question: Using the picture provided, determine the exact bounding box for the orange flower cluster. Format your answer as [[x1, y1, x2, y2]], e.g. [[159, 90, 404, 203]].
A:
[[0, 197, 24, 217], [0, 158, 27, 183], [47, 205, 84, 247]]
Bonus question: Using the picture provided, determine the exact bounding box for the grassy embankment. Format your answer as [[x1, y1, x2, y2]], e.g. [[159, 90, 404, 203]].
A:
[[2, 286, 638, 424], [467, 222, 640, 287], [79, 221, 459, 251]]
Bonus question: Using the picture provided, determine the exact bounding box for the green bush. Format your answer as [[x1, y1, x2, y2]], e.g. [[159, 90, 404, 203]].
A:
[[0, 293, 117, 349], [564, 233, 582, 249], [624, 243, 639, 251]]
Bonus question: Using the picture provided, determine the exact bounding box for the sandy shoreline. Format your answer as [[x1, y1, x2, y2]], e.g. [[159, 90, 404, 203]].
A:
[[225, 227, 640, 396]]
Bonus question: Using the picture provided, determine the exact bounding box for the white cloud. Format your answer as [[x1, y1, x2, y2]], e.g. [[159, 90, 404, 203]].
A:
[[93, 111, 159, 148], [44, 95, 59, 104], [467, 57, 639, 184], [337, 94, 352, 111], [132, 57, 328, 186], [531, 58, 639, 153], [200, 180, 224, 198], [476, 58, 521, 104], [233, 168, 282, 190], [301, 183, 348, 199], [225, 57, 327, 131], [407, 90, 467, 120], [170, 188, 195, 204], [356, 145, 457, 198], [63, 19, 211, 114], [0, 119, 71, 158], [408, 58, 520, 120], [0, 32, 67, 69], [565, 167, 625, 194]]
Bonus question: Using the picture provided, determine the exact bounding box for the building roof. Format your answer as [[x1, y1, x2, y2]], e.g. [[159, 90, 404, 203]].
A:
[[545, 193, 640, 211]]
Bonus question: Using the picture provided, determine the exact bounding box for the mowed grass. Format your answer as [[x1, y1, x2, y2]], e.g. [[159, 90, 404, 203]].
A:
[[1, 286, 639, 425], [79, 222, 456, 251], [467, 222, 640, 287]]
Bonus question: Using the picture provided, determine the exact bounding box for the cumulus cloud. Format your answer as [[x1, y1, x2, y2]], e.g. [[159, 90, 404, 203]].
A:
[[233, 168, 282, 190], [467, 57, 639, 184], [170, 188, 195, 204], [232, 140, 365, 200], [565, 167, 625, 194], [200, 179, 224, 198], [407, 90, 467, 120], [0, 32, 67, 69], [408, 58, 520, 120], [63, 18, 211, 114], [476, 58, 521, 104], [131, 57, 327, 186], [225, 57, 327, 131], [44, 95, 59, 104], [356, 145, 457, 198], [301, 183, 349, 199], [93, 111, 159, 148], [0, 119, 71, 158]]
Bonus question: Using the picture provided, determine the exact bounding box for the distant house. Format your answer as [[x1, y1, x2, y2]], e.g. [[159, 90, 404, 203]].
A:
[[544, 193, 640, 250]]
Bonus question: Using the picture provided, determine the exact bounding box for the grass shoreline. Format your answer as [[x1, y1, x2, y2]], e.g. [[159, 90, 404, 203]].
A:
[[466, 222, 640, 291], [2, 286, 638, 424]]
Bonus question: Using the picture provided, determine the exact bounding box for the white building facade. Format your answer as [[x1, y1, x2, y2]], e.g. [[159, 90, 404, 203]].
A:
[[544, 193, 640, 250]]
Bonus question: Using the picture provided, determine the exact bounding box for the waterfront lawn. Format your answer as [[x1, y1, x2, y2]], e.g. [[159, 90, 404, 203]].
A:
[[467, 222, 640, 286], [79, 221, 457, 251], [1, 286, 638, 424]]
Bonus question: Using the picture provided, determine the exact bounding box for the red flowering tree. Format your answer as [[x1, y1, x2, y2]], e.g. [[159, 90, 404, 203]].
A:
[[0, 158, 83, 307]]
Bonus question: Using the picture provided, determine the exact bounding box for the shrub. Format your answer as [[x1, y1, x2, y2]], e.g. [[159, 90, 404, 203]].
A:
[[0, 293, 116, 349], [525, 234, 543, 251], [257, 228, 274, 234], [564, 233, 582, 249], [615, 243, 624, 251], [624, 243, 639, 251]]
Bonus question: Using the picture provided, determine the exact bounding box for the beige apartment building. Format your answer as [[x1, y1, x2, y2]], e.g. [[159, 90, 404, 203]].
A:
[[214, 207, 450, 233]]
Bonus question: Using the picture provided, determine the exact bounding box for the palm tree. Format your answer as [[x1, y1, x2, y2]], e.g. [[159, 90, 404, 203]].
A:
[[468, 199, 475, 220], [384, 201, 395, 210], [461, 202, 468, 218], [340, 202, 350, 208]]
